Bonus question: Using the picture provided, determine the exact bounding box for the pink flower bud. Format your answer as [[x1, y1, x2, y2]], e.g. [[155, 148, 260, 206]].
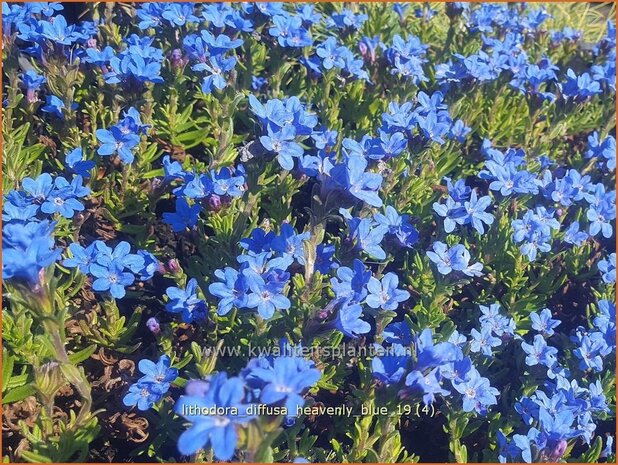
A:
[[146, 317, 160, 335], [166, 258, 181, 275]]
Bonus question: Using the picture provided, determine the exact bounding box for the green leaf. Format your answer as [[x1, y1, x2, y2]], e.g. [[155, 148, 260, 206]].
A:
[[2, 348, 15, 392], [2, 383, 36, 404], [68, 344, 97, 364]]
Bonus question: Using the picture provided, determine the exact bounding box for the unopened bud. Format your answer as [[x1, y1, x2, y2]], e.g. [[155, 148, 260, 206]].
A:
[[170, 49, 187, 68], [166, 258, 181, 275], [146, 317, 161, 335], [34, 361, 65, 406], [547, 440, 568, 461], [207, 194, 222, 212]]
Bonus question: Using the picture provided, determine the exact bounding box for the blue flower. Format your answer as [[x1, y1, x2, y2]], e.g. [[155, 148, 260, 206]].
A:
[[530, 308, 561, 337], [137, 250, 159, 281], [92, 241, 145, 273], [21, 172, 54, 201], [181, 173, 214, 199], [367, 131, 407, 160], [161, 3, 199, 26], [63, 242, 98, 274], [64, 148, 95, 178], [461, 190, 494, 234], [316, 37, 346, 70], [245, 272, 290, 319], [329, 153, 383, 207], [2, 193, 38, 223], [209, 267, 250, 316], [39, 14, 78, 45], [333, 301, 371, 338], [563, 221, 588, 246], [120, 107, 151, 135], [346, 217, 388, 260], [371, 343, 411, 384], [41, 95, 66, 119], [561, 69, 601, 100], [512, 207, 559, 261], [521, 335, 558, 368], [105, 35, 164, 85], [296, 4, 322, 26], [479, 303, 515, 337], [240, 228, 275, 254], [427, 242, 483, 277], [417, 112, 449, 144], [90, 260, 135, 299], [30, 3, 64, 17], [122, 354, 178, 410], [40, 181, 86, 219], [259, 125, 304, 171], [163, 155, 185, 182], [586, 132, 616, 170], [573, 334, 606, 372], [365, 272, 410, 311], [2, 220, 61, 285], [198, 56, 237, 94], [96, 126, 140, 164], [243, 351, 321, 419], [433, 196, 466, 233], [21, 70, 46, 102], [374, 206, 419, 248], [598, 253, 616, 284], [165, 278, 208, 323], [586, 193, 615, 238], [414, 328, 461, 371], [162, 197, 201, 232], [210, 166, 245, 198], [269, 14, 312, 48], [440, 356, 473, 384], [386, 34, 428, 86], [383, 321, 413, 345], [315, 244, 338, 274], [176, 372, 254, 460], [452, 368, 499, 414], [330, 8, 367, 30], [270, 223, 310, 265], [449, 119, 471, 142], [470, 326, 502, 356], [330, 259, 371, 303], [137, 354, 178, 386], [122, 380, 166, 411], [251, 76, 267, 90], [405, 368, 450, 406]]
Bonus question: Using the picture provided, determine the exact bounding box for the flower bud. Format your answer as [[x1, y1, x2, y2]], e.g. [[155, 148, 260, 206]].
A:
[[166, 258, 181, 275], [33, 361, 65, 407], [547, 440, 568, 461], [146, 317, 161, 335], [170, 49, 187, 69], [26, 89, 38, 103], [207, 194, 222, 212]]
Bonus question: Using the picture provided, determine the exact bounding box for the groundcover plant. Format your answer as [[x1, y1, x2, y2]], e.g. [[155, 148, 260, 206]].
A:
[[1, 1, 616, 463]]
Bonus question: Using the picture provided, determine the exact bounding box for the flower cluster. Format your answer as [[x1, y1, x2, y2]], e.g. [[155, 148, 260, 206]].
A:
[[63, 240, 158, 299], [176, 342, 321, 460], [433, 179, 494, 235], [96, 107, 150, 165], [1, 2, 615, 464], [123, 355, 178, 411], [372, 321, 500, 415]]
